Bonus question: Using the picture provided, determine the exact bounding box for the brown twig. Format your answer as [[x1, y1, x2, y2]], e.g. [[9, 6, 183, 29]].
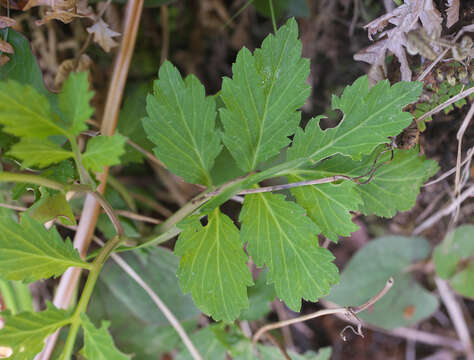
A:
[[252, 277, 394, 346]]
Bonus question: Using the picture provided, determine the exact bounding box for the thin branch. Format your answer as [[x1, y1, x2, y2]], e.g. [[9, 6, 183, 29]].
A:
[[413, 185, 474, 234], [93, 237, 203, 360], [416, 87, 474, 124], [252, 277, 394, 345], [114, 209, 162, 224], [435, 277, 474, 360], [423, 147, 474, 187]]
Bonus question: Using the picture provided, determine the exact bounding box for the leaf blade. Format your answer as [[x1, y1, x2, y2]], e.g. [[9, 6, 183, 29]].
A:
[[220, 17, 310, 171], [7, 138, 73, 168], [0, 215, 90, 282], [82, 134, 127, 173], [240, 192, 339, 311], [143, 61, 221, 185], [175, 210, 253, 322]]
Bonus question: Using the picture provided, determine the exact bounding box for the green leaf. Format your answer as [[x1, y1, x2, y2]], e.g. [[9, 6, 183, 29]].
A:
[[0, 303, 72, 360], [175, 209, 253, 322], [176, 325, 228, 360], [0, 80, 68, 139], [143, 61, 221, 185], [288, 77, 423, 163], [25, 190, 76, 226], [59, 71, 94, 135], [0, 29, 49, 96], [434, 225, 474, 298], [326, 236, 439, 329], [220, 18, 310, 172], [0, 215, 90, 282], [80, 313, 130, 360], [7, 138, 73, 168], [88, 247, 200, 359], [82, 134, 127, 172], [301, 148, 438, 218], [240, 192, 339, 311], [288, 176, 362, 241]]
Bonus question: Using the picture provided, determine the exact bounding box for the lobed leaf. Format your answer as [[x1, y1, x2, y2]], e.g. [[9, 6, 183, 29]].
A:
[[82, 134, 127, 172], [0, 80, 68, 139], [80, 313, 130, 360], [59, 71, 94, 135], [7, 138, 73, 168], [175, 210, 253, 322], [143, 61, 221, 186], [240, 192, 339, 311], [288, 77, 423, 163], [220, 17, 310, 172], [0, 215, 90, 282], [0, 303, 72, 360]]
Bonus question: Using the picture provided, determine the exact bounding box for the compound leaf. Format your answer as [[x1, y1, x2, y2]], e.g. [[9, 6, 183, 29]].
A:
[[175, 210, 253, 322], [0, 215, 90, 282], [220, 17, 310, 172], [59, 71, 94, 135], [143, 61, 221, 186], [80, 313, 130, 360], [288, 77, 423, 163], [288, 176, 362, 242], [0, 303, 72, 360], [7, 138, 73, 168], [240, 192, 339, 311], [82, 134, 127, 173]]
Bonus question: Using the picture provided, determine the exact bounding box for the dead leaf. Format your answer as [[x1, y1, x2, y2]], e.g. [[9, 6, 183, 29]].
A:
[[355, 0, 443, 83], [54, 54, 93, 88], [446, 0, 460, 28], [87, 18, 120, 52], [0, 38, 13, 54], [35, 9, 87, 25], [0, 54, 10, 66], [0, 16, 15, 29]]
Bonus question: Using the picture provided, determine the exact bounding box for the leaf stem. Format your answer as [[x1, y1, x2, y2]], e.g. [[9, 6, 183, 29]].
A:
[[268, 0, 277, 33], [0, 172, 90, 192], [59, 235, 123, 360], [68, 135, 94, 186]]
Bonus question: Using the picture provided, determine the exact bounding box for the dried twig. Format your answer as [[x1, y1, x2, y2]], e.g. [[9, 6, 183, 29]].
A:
[[423, 147, 474, 187], [252, 277, 394, 346], [434, 277, 474, 359]]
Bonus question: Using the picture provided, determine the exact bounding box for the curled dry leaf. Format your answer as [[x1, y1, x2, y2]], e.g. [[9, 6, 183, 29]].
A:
[[0, 39, 14, 54], [0, 16, 16, 29], [87, 19, 120, 52], [0, 54, 10, 66], [355, 0, 442, 83], [446, 0, 460, 28], [54, 54, 93, 88]]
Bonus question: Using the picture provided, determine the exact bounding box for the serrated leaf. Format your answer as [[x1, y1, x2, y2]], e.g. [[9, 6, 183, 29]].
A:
[[240, 192, 339, 311], [82, 134, 127, 172], [175, 210, 253, 322], [220, 18, 310, 172], [302, 148, 438, 218], [0, 303, 72, 360], [7, 138, 73, 168], [0, 80, 68, 139], [0, 215, 90, 282], [288, 176, 362, 241], [288, 77, 423, 163], [143, 61, 221, 185], [240, 270, 275, 321], [434, 225, 474, 298], [59, 71, 94, 135], [80, 313, 130, 360], [326, 236, 438, 329]]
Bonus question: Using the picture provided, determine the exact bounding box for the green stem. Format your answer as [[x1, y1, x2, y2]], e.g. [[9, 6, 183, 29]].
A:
[[12, 281, 34, 312], [107, 175, 137, 212], [59, 235, 123, 360], [269, 0, 277, 33], [0, 279, 18, 314], [68, 135, 94, 186], [0, 172, 91, 192]]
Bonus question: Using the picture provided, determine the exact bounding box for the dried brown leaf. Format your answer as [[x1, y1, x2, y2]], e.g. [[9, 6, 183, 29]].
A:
[[0, 16, 15, 29], [0, 54, 10, 66], [0, 38, 13, 54], [87, 19, 120, 52], [446, 0, 460, 28], [35, 9, 87, 25]]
